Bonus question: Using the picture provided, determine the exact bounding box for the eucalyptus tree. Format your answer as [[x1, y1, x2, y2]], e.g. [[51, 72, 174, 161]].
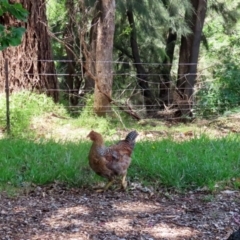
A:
[[91, 0, 115, 116], [170, 0, 240, 117], [176, 0, 207, 116], [77, 0, 116, 116], [63, 0, 83, 105], [0, 0, 59, 102]]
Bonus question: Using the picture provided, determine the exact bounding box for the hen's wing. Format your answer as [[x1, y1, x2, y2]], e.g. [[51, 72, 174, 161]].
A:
[[100, 131, 138, 175], [104, 146, 132, 176]]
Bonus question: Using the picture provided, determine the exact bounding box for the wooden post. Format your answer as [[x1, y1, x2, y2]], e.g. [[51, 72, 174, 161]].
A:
[[5, 59, 10, 134]]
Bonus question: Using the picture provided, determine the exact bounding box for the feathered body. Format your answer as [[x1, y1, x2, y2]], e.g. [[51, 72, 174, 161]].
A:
[[227, 228, 240, 240], [87, 130, 138, 191], [227, 215, 240, 240]]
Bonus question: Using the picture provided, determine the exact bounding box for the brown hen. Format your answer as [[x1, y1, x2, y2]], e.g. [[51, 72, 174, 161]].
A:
[[87, 130, 138, 191]]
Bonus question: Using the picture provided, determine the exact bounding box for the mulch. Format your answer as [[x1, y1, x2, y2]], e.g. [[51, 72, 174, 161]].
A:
[[0, 183, 239, 240]]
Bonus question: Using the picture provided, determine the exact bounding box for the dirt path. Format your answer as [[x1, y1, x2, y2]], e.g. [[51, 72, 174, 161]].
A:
[[0, 184, 239, 240]]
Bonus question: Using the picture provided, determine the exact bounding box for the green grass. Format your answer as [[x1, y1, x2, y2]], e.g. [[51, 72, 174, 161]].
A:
[[0, 134, 240, 192], [0, 91, 68, 137], [0, 138, 97, 188], [131, 134, 240, 190]]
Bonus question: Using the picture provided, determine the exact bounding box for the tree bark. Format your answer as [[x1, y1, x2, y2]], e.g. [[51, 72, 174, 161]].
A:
[[159, 28, 177, 107], [82, 13, 97, 91], [93, 0, 115, 116], [0, 0, 59, 102], [176, 0, 207, 115], [126, 4, 153, 113], [64, 0, 83, 106], [186, 0, 207, 97], [79, 0, 95, 92]]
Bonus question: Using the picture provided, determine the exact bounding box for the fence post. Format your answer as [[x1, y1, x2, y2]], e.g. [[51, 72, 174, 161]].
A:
[[5, 59, 10, 134]]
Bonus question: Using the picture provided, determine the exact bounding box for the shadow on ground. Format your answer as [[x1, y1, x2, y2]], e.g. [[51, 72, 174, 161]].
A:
[[0, 184, 238, 240]]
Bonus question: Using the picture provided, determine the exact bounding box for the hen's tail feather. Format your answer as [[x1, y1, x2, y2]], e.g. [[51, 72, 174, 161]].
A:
[[125, 130, 138, 143]]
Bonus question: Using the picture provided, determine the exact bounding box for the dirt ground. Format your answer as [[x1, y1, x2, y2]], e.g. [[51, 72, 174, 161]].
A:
[[29, 112, 240, 142], [0, 183, 239, 240]]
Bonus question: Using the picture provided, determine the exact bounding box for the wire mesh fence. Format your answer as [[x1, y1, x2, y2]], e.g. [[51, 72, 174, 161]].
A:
[[1, 59, 239, 133]]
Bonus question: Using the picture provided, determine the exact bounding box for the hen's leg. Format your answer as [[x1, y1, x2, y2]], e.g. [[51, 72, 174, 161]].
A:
[[104, 179, 114, 191], [121, 173, 128, 190], [95, 180, 114, 192]]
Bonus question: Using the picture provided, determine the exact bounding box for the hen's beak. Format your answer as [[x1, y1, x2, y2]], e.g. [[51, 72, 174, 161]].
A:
[[87, 131, 93, 138], [87, 130, 94, 138]]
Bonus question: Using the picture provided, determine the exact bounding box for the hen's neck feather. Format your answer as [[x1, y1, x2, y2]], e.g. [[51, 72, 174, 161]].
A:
[[92, 134, 104, 145]]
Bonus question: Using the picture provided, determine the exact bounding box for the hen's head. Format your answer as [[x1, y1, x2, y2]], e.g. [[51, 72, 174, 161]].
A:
[[87, 130, 104, 144]]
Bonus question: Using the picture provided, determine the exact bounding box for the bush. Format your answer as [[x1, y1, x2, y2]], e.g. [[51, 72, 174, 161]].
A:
[[196, 37, 240, 117]]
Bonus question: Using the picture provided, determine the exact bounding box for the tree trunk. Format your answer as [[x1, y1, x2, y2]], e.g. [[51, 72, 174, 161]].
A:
[[65, 44, 82, 105], [93, 0, 115, 116], [0, 0, 59, 102], [81, 10, 98, 92], [186, 0, 207, 97], [176, 0, 207, 116], [64, 0, 83, 105], [126, 4, 154, 114], [159, 28, 177, 107]]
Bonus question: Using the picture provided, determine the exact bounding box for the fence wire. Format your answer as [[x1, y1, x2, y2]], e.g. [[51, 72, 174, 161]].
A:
[[1, 59, 238, 133]]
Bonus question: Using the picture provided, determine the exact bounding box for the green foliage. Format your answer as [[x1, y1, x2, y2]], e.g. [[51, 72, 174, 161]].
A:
[[0, 91, 67, 137], [0, 0, 28, 50], [0, 25, 26, 49], [0, 1, 28, 20], [46, 0, 67, 60], [197, 7, 240, 117]]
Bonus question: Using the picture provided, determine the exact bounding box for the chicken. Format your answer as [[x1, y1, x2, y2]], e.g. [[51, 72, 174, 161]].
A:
[[227, 215, 240, 240], [87, 130, 138, 191], [227, 228, 240, 240]]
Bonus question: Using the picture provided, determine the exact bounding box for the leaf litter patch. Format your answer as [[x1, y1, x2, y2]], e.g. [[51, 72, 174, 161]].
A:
[[0, 183, 239, 240]]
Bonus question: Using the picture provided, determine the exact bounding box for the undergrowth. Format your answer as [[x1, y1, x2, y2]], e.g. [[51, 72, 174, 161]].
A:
[[0, 91, 136, 138], [0, 91, 68, 137]]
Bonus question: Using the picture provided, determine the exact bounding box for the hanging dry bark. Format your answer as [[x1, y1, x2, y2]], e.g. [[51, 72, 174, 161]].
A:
[[0, 0, 58, 102]]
